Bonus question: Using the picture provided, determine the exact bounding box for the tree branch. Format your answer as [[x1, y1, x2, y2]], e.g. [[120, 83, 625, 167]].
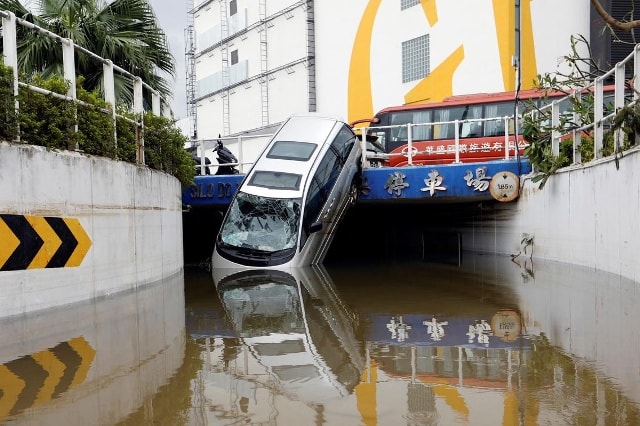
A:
[[591, 0, 640, 32]]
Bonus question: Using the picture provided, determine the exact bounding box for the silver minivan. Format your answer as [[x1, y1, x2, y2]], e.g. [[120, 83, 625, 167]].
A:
[[212, 114, 362, 269]]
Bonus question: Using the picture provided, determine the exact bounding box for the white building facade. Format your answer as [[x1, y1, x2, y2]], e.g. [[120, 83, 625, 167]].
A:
[[187, 0, 617, 145]]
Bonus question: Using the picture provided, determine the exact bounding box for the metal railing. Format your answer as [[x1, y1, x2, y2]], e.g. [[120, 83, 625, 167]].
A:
[[191, 134, 274, 175], [1, 10, 172, 165], [526, 44, 640, 165], [353, 115, 518, 168]]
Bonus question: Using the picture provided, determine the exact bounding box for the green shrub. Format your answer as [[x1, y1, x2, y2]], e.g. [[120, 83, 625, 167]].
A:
[[0, 62, 194, 187]]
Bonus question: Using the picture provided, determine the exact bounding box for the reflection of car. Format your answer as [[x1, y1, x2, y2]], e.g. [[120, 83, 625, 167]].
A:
[[214, 266, 364, 402], [212, 114, 362, 269]]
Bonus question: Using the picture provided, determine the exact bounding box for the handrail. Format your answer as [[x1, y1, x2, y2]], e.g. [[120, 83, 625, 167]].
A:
[[353, 115, 517, 168], [1, 10, 171, 164], [529, 43, 640, 165]]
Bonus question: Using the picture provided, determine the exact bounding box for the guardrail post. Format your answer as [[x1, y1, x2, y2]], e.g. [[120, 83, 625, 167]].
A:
[[635, 44, 640, 102], [454, 119, 460, 163], [133, 77, 145, 165], [237, 136, 244, 173], [152, 92, 161, 116], [594, 77, 604, 160], [614, 62, 626, 153], [572, 91, 581, 164], [503, 117, 510, 160], [103, 60, 118, 155], [62, 38, 78, 148], [634, 44, 640, 145], [551, 100, 560, 156], [360, 129, 367, 169], [199, 142, 205, 175], [407, 124, 413, 166], [2, 12, 19, 142]]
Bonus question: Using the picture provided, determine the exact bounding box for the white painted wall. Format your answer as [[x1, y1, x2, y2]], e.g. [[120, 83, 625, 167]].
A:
[[460, 146, 640, 284], [0, 142, 183, 318]]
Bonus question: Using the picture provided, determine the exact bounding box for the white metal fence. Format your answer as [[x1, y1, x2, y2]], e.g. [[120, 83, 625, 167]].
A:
[[1, 10, 172, 165], [533, 44, 640, 164]]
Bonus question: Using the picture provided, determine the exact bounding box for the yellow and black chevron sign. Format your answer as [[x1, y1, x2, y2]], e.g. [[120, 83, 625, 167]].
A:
[[0, 214, 92, 271], [0, 336, 95, 419]]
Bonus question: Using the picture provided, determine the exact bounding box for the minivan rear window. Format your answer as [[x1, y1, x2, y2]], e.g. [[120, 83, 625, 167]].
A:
[[249, 171, 302, 190], [266, 141, 317, 161]]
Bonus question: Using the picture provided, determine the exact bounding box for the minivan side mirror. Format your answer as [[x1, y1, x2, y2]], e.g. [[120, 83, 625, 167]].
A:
[[309, 221, 323, 234]]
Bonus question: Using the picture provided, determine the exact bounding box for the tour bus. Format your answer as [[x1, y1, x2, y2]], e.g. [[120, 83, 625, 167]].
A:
[[363, 86, 617, 167], [212, 114, 362, 269]]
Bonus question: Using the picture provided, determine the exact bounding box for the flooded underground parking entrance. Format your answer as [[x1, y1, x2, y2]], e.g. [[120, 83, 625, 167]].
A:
[[1, 251, 640, 425]]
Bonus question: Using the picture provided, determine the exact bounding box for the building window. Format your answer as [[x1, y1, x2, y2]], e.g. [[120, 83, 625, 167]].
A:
[[401, 0, 421, 10], [229, 0, 237, 16], [230, 49, 238, 65], [402, 34, 430, 83]]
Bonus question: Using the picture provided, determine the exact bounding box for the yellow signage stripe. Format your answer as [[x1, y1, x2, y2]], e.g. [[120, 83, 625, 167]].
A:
[[520, 0, 538, 89], [62, 218, 92, 267], [421, 0, 438, 27], [25, 215, 62, 269], [404, 45, 465, 104], [0, 217, 20, 268], [30, 350, 66, 405], [67, 337, 96, 386], [347, 0, 382, 123], [431, 382, 470, 418], [493, 0, 538, 91], [0, 364, 26, 419], [355, 360, 378, 426]]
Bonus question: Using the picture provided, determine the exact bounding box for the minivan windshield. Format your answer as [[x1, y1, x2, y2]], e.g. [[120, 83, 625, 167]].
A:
[[219, 191, 301, 252]]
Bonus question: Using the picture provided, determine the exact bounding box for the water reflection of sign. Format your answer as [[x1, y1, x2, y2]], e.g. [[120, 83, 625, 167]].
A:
[[490, 309, 522, 342], [423, 317, 448, 341], [371, 313, 528, 349], [386, 315, 412, 342], [466, 320, 493, 346]]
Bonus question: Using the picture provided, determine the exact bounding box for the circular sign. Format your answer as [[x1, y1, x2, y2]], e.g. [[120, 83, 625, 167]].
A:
[[490, 309, 522, 342], [489, 171, 519, 202]]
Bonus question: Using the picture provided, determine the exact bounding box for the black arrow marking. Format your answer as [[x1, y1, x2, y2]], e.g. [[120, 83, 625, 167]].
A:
[[1, 215, 43, 271], [45, 217, 78, 268], [5, 356, 48, 416], [50, 341, 82, 398]]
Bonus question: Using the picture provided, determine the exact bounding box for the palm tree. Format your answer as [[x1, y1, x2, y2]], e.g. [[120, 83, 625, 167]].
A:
[[0, 0, 175, 108]]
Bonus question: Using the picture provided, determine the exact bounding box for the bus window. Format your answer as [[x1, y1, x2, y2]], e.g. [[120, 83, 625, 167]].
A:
[[433, 105, 482, 139], [390, 111, 412, 142], [389, 110, 432, 142], [484, 102, 513, 136]]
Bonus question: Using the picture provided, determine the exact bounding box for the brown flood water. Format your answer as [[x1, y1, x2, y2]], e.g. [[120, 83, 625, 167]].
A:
[[1, 253, 639, 425]]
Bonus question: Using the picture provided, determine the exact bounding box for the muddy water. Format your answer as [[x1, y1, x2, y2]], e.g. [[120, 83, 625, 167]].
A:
[[1, 254, 639, 425]]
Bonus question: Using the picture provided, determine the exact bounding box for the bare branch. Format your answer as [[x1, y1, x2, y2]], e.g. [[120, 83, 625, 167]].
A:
[[591, 0, 640, 32]]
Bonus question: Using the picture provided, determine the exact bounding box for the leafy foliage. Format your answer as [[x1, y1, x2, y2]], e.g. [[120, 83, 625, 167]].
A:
[[0, 62, 194, 187], [0, 0, 175, 107], [522, 35, 639, 188], [0, 63, 18, 141]]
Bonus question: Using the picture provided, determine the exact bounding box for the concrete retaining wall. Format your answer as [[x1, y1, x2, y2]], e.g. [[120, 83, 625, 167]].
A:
[[0, 141, 183, 318], [460, 146, 640, 283]]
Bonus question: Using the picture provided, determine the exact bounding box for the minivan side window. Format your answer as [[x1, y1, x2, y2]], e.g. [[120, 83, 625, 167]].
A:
[[299, 146, 342, 248], [332, 126, 357, 162]]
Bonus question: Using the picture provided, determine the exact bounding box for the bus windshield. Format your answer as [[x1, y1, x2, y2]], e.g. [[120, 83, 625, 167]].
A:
[[220, 191, 301, 252]]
